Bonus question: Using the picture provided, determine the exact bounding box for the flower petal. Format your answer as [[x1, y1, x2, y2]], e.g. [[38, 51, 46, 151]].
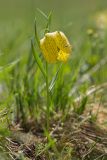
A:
[[40, 33, 58, 63], [54, 31, 72, 54], [57, 50, 70, 62]]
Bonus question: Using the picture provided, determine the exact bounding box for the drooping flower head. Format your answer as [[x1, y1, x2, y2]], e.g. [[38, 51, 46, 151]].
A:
[[40, 31, 72, 63]]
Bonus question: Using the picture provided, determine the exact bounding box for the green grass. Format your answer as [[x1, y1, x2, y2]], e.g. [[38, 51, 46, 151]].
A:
[[0, 1, 107, 159]]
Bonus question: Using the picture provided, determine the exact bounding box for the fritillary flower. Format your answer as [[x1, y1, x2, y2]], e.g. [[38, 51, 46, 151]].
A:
[[40, 31, 72, 63]]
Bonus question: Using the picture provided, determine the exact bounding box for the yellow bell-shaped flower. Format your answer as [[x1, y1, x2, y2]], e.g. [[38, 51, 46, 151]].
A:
[[40, 31, 72, 63]]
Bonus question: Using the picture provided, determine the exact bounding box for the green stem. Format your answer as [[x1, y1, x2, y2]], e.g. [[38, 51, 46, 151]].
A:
[[46, 62, 50, 129]]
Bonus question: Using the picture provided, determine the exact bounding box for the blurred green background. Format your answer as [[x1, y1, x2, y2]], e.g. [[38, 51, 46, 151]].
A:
[[0, 0, 107, 36], [0, 0, 107, 22], [0, 0, 107, 60]]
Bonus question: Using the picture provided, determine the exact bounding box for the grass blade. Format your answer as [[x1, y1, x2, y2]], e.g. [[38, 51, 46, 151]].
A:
[[0, 59, 20, 73], [76, 96, 88, 115], [37, 8, 48, 20]]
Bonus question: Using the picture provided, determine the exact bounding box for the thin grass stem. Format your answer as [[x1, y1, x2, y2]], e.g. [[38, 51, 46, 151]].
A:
[[46, 62, 50, 130]]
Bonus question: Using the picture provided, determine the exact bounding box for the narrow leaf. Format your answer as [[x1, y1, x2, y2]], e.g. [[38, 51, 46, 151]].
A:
[[31, 39, 46, 79], [49, 64, 62, 92], [34, 18, 40, 48], [45, 11, 52, 34]]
